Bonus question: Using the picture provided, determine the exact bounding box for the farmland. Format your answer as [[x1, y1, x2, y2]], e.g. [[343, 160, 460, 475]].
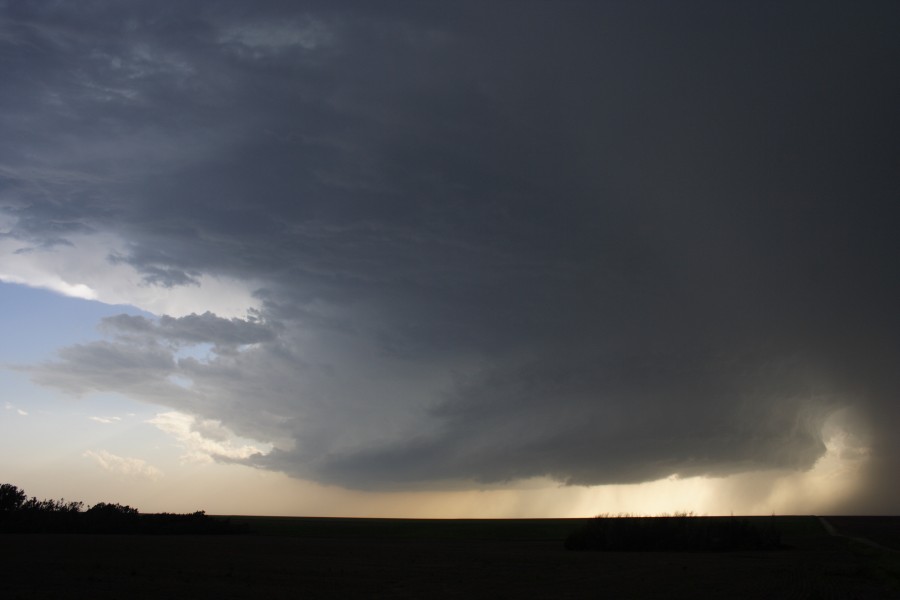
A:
[[2, 516, 899, 598]]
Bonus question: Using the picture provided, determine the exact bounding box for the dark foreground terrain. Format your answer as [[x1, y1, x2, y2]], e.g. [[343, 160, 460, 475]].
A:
[[2, 516, 899, 599], [827, 517, 900, 552]]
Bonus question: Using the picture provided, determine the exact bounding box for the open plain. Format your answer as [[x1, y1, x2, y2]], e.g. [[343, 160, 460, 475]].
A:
[[3, 516, 899, 599]]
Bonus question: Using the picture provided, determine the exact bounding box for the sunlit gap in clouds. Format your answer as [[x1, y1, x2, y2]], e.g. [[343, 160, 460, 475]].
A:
[[0, 230, 260, 319]]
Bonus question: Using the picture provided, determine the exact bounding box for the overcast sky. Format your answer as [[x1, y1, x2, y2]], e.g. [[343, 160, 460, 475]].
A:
[[1, 1, 898, 516]]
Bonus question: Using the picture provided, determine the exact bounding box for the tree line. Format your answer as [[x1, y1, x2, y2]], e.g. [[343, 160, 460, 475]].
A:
[[0, 483, 242, 534]]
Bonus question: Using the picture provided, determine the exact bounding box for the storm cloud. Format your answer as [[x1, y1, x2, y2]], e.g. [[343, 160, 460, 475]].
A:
[[3, 2, 899, 508]]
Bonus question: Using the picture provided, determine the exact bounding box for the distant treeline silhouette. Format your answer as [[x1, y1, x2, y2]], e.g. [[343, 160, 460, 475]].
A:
[[0, 483, 242, 534], [566, 512, 782, 552]]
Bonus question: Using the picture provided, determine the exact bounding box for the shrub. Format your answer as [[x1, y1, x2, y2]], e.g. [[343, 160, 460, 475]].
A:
[[84, 502, 141, 533], [565, 514, 781, 552]]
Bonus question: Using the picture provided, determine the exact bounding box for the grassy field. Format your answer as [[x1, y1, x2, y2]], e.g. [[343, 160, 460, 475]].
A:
[[3, 516, 899, 599]]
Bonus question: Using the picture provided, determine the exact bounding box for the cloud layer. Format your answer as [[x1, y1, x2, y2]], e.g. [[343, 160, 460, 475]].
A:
[[3, 2, 899, 508]]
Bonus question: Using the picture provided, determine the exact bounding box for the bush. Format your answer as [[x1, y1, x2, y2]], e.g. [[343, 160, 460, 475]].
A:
[[565, 514, 781, 552], [84, 502, 141, 533]]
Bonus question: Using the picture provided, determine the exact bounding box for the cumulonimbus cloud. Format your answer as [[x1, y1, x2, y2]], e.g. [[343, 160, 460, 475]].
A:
[[3, 2, 899, 511]]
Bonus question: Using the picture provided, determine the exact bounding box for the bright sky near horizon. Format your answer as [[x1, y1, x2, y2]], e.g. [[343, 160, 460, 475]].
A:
[[1, 1, 898, 517]]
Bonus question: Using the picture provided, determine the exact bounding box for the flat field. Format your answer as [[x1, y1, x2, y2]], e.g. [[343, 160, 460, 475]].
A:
[[826, 517, 900, 551], [3, 516, 900, 599]]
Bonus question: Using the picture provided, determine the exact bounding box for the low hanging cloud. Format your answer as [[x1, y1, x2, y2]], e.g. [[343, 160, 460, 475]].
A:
[[4, 2, 900, 510]]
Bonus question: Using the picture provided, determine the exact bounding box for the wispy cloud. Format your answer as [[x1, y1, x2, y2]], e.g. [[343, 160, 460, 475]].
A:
[[5, 402, 28, 416], [217, 17, 335, 53], [89, 416, 122, 424], [83, 449, 163, 481]]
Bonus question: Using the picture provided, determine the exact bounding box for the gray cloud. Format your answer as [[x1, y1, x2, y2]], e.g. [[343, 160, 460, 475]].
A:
[[27, 339, 182, 400], [5, 2, 900, 507], [101, 312, 275, 348]]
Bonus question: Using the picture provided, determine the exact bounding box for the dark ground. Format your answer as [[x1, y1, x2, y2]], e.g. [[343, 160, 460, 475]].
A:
[[2, 516, 899, 599], [826, 517, 900, 552]]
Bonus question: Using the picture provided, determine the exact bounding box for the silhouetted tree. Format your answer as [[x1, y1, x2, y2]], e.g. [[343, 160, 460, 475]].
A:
[[22, 497, 84, 513], [0, 482, 239, 534], [84, 502, 140, 533], [0, 483, 27, 512], [87, 502, 139, 517]]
